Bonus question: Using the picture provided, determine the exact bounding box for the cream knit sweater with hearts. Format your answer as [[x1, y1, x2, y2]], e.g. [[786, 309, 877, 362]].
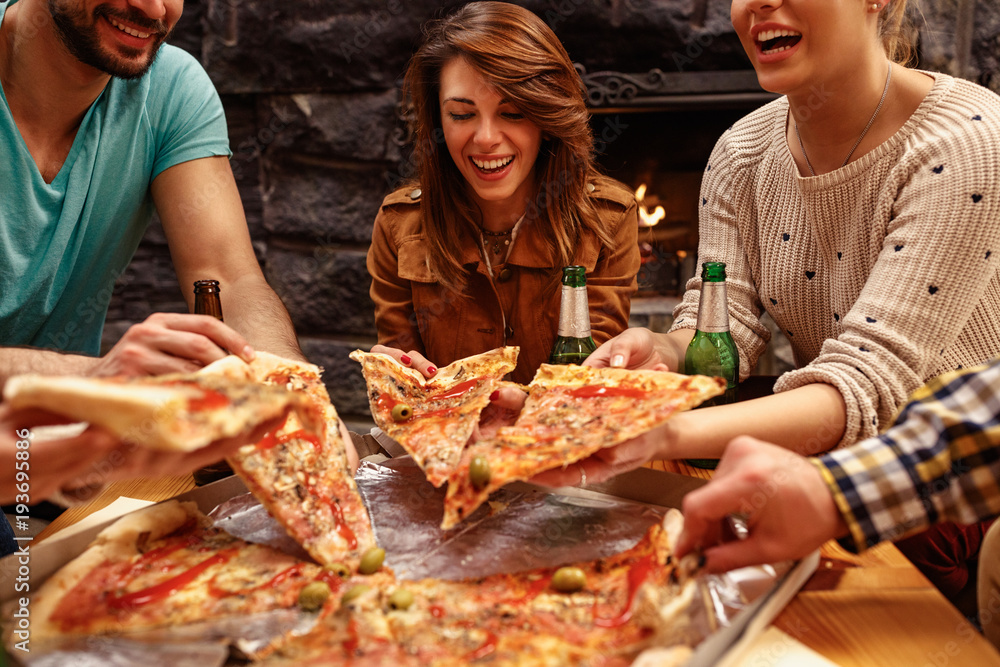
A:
[[671, 71, 1000, 448]]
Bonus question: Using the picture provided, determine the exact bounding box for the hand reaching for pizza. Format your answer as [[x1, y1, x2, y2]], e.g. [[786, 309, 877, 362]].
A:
[[0, 403, 290, 505], [87, 312, 256, 378], [674, 436, 847, 573], [585, 327, 687, 373]]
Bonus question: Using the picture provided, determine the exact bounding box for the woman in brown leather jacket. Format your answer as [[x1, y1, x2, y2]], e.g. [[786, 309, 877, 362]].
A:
[[367, 1, 640, 384]]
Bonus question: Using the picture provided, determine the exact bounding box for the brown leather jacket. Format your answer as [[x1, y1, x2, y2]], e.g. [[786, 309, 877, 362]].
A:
[[367, 175, 640, 384]]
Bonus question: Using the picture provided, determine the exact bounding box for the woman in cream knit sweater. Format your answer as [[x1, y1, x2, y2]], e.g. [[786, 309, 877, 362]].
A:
[[533, 0, 1000, 481]]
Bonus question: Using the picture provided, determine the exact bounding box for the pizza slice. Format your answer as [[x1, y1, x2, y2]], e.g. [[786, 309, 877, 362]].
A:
[[259, 511, 698, 666], [441, 364, 725, 529], [2, 369, 313, 452], [28, 500, 338, 650], [199, 353, 378, 569], [349, 347, 519, 487]]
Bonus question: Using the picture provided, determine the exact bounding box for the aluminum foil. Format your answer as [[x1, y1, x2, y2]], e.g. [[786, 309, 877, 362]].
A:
[[9, 457, 799, 666], [355, 458, 668, 580]]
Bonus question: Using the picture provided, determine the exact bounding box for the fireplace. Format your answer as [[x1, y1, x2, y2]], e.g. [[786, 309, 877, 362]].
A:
[[581, 66, 775, 298], [578, 64, 793, 373]]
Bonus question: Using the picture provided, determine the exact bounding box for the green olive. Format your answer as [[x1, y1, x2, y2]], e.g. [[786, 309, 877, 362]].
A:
[[323, 563, 351, 579], [298, 581, 331, 612], [551, 567, 587, 593], [341, 584, 372, 605], [391, 403, 413, 422], [359, 547, 386, 575], [388, 588, 415, 611], [469, 456, 491, 491]]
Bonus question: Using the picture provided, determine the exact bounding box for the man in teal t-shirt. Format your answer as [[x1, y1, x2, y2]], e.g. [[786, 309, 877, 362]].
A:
[[0, 0, 304, 383]]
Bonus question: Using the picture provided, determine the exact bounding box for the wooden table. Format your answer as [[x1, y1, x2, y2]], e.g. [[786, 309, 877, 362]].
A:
[[36, 467, 1000, 666]]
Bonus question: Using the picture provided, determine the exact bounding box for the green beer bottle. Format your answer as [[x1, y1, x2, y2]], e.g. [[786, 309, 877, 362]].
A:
[[684, 262, 739, 469], [549, 266, 597, 365]]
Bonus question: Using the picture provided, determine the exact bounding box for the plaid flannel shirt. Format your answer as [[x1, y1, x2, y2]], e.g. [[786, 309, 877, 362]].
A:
[[813, 359, 1000, 553]]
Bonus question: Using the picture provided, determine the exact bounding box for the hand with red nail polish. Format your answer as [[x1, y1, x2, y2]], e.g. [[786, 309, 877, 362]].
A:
[[370, 345, 439, 379]]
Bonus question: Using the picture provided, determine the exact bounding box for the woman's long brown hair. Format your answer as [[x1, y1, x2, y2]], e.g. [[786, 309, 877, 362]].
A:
[[402, 1, 615, 293]]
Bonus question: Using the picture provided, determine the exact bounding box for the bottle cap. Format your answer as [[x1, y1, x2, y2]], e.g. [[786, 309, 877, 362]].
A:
[[561, 266, 587, 286], [701, 262, 727, 282]]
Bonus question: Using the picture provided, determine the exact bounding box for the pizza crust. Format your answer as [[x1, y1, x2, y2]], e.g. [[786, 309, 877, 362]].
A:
[[3, 371, 310, 452]]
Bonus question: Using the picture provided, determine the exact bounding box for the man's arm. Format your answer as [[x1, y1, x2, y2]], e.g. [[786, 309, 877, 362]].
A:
[[152, 156, 305, 361], [0, 314, 258, 389]]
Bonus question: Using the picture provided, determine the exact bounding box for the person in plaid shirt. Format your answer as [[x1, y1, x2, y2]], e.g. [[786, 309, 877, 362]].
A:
[[676, 359, 1000, 647]]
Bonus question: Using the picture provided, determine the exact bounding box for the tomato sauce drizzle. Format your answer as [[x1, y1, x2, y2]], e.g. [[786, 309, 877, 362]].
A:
[[429, 604, 446, 618], [317, 569, 347, 590], [427, 378, 481, 402], [376, 393, 401, 413], [258, 426, 321, 451], [342, 617, 361, 654], [505, 574, 552, 605], [461, 622, 498, 662], [593, 554, 657, 628], [568, 385, 649, 400], [208, 562, 308, 599], [305, 483, 358, 550], [256, 413, 291, 450], [162, 380, 230, 411], [108, 549, 238, 610]]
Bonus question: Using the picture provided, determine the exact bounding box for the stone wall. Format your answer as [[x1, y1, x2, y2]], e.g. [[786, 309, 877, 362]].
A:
[[104, 0, 1000, 426]]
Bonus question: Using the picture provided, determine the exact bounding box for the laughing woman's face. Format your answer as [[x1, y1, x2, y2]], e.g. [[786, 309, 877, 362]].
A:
[[438, 58, 543, 219], [730, 0, 881, 96]]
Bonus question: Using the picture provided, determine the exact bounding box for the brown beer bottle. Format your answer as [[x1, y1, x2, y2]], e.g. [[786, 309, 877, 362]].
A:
[[192, 279, 233, 486], [194, 279, 224, 320]]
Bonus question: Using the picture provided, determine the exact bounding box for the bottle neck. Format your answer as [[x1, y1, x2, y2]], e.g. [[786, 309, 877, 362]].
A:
[[695, 282, 730, 333], [195, 294, 224, 321], [557, 285, 592, 338]]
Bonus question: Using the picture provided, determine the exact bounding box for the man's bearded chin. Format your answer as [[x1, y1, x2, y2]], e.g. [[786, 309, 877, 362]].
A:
[[48, 1, 170, 80]]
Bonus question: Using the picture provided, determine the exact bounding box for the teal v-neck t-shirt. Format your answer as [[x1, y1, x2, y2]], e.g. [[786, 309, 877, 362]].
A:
[[0, 1, 231, 354]]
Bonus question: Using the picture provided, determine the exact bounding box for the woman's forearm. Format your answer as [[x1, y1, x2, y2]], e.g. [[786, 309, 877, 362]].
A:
[[656, 382, 848, 459]]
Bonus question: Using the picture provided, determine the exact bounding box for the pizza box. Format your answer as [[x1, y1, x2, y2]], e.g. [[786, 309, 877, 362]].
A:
[[0, 465, 818, 666]]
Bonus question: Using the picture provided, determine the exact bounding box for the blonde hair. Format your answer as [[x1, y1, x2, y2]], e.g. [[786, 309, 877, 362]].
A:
[[879, 0, 918, 65], [402, 2, 614, 293]]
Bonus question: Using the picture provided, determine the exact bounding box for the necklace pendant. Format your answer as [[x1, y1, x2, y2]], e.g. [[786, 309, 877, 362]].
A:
[[493, 243, 502, 255]]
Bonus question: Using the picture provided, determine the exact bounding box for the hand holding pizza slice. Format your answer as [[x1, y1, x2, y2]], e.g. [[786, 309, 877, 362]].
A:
[[441, 364, 726, 529], [2, 367, 314, 453], [350, 346, 519, 487]]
